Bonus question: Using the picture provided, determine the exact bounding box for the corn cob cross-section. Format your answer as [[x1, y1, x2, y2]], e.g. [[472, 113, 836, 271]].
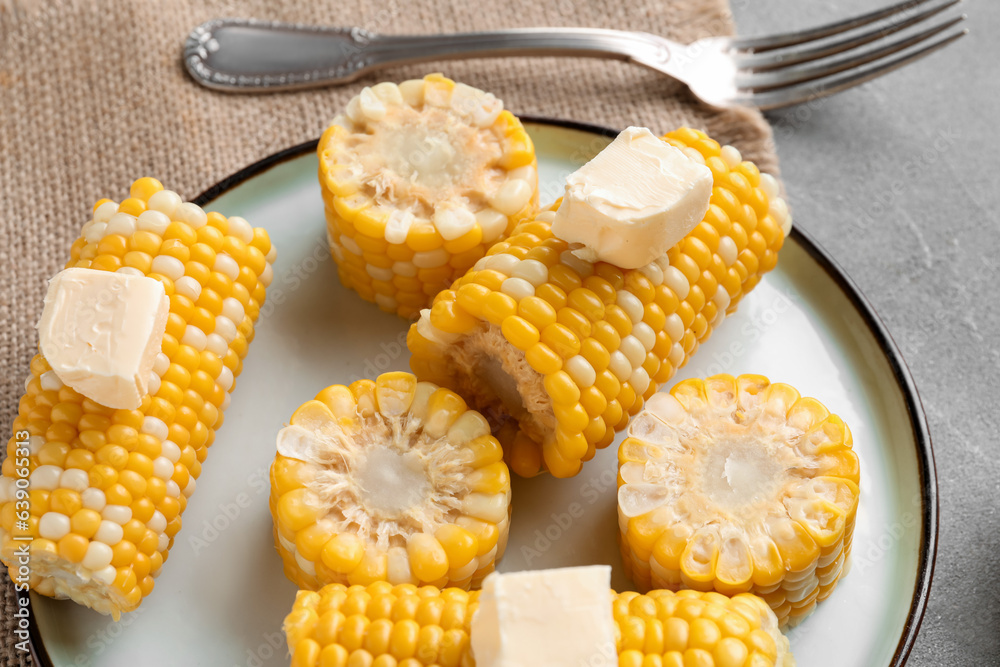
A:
[[282, 582, 793, 667], [618, 375, 860, 627], [319, 74, 539, 319], [270, 372, 511, 592], [0, 178, 274, 618], [408, 128, 790, 478]]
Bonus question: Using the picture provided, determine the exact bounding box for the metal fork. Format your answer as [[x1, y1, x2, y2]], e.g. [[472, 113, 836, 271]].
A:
[[184, 0, 967, 109]]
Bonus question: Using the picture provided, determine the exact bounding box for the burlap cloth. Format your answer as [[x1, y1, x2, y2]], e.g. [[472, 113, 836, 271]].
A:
[[0, 0, 777, 664]]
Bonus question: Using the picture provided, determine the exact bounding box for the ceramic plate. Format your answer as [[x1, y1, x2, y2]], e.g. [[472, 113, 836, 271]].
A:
[[27, 119, 937, 667]]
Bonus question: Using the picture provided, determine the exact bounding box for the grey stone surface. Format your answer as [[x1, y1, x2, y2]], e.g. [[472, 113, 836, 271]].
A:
[[733, 1, 1000, 665]]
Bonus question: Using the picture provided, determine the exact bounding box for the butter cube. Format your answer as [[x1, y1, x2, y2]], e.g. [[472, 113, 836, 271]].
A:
[[552, 126, 712, 269], [470, 566, 616, 667], [37, 268, 169, 410]]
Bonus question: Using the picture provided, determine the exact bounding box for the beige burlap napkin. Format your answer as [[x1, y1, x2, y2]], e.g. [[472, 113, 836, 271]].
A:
[[0, 0, 776, 664]]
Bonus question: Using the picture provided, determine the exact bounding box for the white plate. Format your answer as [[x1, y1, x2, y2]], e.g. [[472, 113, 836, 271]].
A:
[[28, 119, 936, 667]]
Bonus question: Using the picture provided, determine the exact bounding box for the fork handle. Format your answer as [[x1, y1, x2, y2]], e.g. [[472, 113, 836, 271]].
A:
[[184, 19, 671, 92]]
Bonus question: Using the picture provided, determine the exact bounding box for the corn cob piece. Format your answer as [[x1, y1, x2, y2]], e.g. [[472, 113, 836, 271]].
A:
[[617, 374, 860, 628], [319, 74, 539, 319], [0, 178, 275, 618], [283, 583, 793, 667], [270, 372, 511, 592], [407, 128, 790, 478]]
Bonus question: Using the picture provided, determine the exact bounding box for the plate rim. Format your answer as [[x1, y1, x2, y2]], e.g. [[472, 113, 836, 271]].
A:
[[25, 116, 937, 667]]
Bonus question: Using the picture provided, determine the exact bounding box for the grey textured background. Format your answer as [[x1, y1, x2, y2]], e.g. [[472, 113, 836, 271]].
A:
[[0, 0, 996, 664], [735, 1, 1000, 665]]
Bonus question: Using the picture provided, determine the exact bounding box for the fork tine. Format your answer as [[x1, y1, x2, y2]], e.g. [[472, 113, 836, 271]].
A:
[[739, 15, 966, 91], [738, 0, 960, 71], [743, 29, 967, 110], [731, 0, 936, 52]]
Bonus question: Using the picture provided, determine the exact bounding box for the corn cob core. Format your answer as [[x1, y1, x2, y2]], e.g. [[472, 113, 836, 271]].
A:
[[617, 375, 860, 628], [283, 583, 793, 667], [0, 178, 275, 618], [407, 129, 789, 478], [269, 372, 512, 592], [319, 74, 539, 319]]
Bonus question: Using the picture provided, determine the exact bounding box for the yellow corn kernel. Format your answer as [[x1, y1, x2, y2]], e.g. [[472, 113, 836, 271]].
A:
[[618, 374, 858, 628], [318, 75, 539, 317], [284, 583, 792, 667], [270, 372, 511, 591], [0, 179, 275, 620], [407, 129, 788, 477]]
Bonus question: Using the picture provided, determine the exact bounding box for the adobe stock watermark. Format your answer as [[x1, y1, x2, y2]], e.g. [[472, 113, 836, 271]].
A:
[[698, 288, 797, 377], [852, 491, 922, 578], [63, 607, 146, 667], [350, 330, 410, 384], [520, 467, 617, 565], [188, 466, 269, 555], [257, 235, 332, 322], [237, 629, 285, 667]]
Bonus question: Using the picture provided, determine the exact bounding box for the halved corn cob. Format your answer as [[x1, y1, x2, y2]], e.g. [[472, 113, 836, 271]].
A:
[[282, 583, 793, 667], [0, 178, 275, 618], [270, 372, 511, 592], [407, 128, 790, 478], [617, 374, 860, 628], [319, 74, 539, 319]]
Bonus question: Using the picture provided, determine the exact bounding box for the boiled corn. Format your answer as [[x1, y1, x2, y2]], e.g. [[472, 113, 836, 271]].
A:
[[408, 128, 790, 478], [617, 374, 860, 627], [319, 74, 539, 319], [282, 582, 794, 667], [270, 372, 511, 591], [0, 178, 275, 618]]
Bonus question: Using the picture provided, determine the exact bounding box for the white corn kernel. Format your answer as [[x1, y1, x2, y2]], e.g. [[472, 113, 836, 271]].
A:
[[489, 179, 533, 216], [101, 505, 132, 524], [226, 216, 254, 244], [608, 351, 633, 382], [105, 212, 137, 237], [370, 81, 404, 106], [59, 469, 90, 492], [181, 325, 207, 351], [153, 457, 174, 480], [39, 513, 71, 540], [434, 206, 477, 241], [214, 316, 238, 344], [385, 210, 414, 245], [151, 255, 184, 281], [476, 208, 508, 243], [663, 266, 690, 300], [174, 275, 202, 301], [398, 79, 425, 107], [147, 190, 181, 217], [30, 465, 63, 491], [81, 488, 106, 511], [565, 355, 597, 388], [93, 201, 119, 223], [95, 520, 124, 545], [616, 291, 644, 324], [500, 277, 534, 300], [174, 202, 208, 229], [358, 87, 387, 121], [511, 259, 548, 286], [619, 335, 646, 368], [82, 542, 114, 571], [40, 371, 63, 391], [221, 297, 245, 323], [720, 145, 743, 169], [213, 254, 240, 281], [141, 416, 168, 439], [135, 209, 170, 236]]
